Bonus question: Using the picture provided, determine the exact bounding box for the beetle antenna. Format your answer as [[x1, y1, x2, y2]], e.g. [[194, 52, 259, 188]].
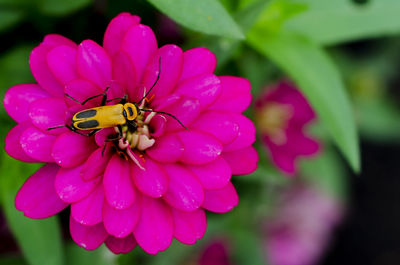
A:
[[139, 109, 188, 130], [47, 124, 66, 130], [137, 58, 162, 105]]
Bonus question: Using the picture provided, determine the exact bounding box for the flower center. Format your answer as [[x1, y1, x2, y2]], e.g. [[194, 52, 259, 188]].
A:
[[256, 102, 293, 145]]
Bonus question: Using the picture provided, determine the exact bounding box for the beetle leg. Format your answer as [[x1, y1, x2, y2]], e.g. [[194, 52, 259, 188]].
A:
[[66, 124, 99, 137]]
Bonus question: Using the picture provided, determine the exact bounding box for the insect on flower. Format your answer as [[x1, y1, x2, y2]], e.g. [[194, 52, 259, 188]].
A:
[[47, 60, 187, 141]]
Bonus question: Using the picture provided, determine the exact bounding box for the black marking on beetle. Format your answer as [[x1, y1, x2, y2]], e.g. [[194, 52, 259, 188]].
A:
[[122, 110, 127, 118], [128, 107, 134, 116], [76, 120, 99, 129], [75, 109, 97, 119]]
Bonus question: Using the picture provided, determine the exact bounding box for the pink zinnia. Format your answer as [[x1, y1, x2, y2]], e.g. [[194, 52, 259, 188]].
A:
[[264, 185, 344, 265], [3, 12, 258, 254], [255, 81, 319, 175]]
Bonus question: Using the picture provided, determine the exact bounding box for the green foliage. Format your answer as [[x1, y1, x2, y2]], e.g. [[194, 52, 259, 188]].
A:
[[35, 0, 91, 16], [66, 243, 114, 265], [147, 0, 245, 39], [0, 9, 25, 32]]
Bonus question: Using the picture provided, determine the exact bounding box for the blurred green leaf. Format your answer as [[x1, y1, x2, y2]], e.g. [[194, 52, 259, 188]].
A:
[[66, 243, 114, 265], [0, 152, 64, 265], [148, 0, 245, 39], [284, 0, 400, 45], [0, 256, 28, 265], [0, 9, 24, 32], [247, 30, 360, 172], [35, 0, 91, 15]]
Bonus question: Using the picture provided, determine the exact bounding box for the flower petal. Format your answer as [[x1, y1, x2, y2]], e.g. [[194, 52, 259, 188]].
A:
[[28, 97, 68, 135], [122, 24, 158, 82], [71, 184, 104, 225], [103, 197, 141, 238], [103, 12, 140, 57], [51, 131, 97, 168], [222, 146, 258, 175], [223, 114, 256, 152], [81, 147, 112, 181], [5, 122, 39, 162], [172, 208, 206, 244], [4, 83, 49, 123], [187, 157, 231, 190], [178, 131, 222, 165], [143, 44, 183, 98], [131, 156, 168, 198], [55, 164, 100, 203], [105, 235, 137, 254], [64, 79, 103, 107], [146, 134, 184, 163], [133, 197, 173, 254], [179, 47, 216, 82], [174, 74, 221, 110], [70, 217, 108, 250], [15, 164, 67, 218], [47, 45, 78, 85], [30, 34, 76, 97], [191, 111, 239, 145], [209, 76, 251, 113], [202, 182, 238, 213], [20, 126, 57, 162], [162, 164, 204, 211], [104, 154, 136, 209], [111, 51, 137, 101], [77, 40, 112, 89]]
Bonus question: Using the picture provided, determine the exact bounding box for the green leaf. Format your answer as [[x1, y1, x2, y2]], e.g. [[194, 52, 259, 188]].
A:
[[66, 243, 114, 265], [36, 0, 91, 16], [147, 0, 244, 39], [284, 0, 400, 45], [247, 30, 360, 172], [0, 9, 24, 32], [0, 153, 64, 265]]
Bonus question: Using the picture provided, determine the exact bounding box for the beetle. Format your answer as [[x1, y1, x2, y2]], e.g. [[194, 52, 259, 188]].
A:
[[48, 59, 186, 137]]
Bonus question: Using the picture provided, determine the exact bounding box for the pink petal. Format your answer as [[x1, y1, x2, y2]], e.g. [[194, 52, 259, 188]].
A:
[[4, 83, 49, 123], [131, 156, 168, 198], [133, 196, 173, 254], [28, 97, 68, 135], [142, 44, 183, 98], [71, 185, 104, 225], [77, 40, 112, 89], [105, 235, 137, 254], [103, 197, 141, 238], [222, 146, 258, 175], [15, 164, 67, 218], [111, 51, 137, 101], [223, 114, 256, 152], [191, 111, 239, 145], [30, 35, 76, 97], [187, 157, 231, 190], [202, 182, 238, 213], [162, 164, 204, 211], [103, 12, 141, 57], [55, 164, 100, 203], [149, 114, 167, 138], [269, 149, 296, 175], [95, 128, 115, 147], [122, 24, 158, 82], [103, 154, 136, 209], [174, 74, 221, 110], [178, 131, 223, 165], [47, 45, 78, 85], [5, 122, 39, 162], [179, 47, 216, 82], [105, 80, 125, 103], [209, 76, 251, 113], [81, 147, 112, 181], [172, 208, 206, 244], [146, 134, 184, 163], [20, 126, 57, 162], [70, 217, 107, 250], [51, 132, 97, 168], [64, 79, 103, 107]]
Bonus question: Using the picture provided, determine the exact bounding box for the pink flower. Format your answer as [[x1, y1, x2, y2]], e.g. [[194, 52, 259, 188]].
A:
[[3, 12, 258, 254], [199, 240, 231, 265], [255, 81, 320, 175], [264, 185, 344, 265]]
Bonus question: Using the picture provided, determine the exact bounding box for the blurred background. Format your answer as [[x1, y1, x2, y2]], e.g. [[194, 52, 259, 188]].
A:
[[1, 0, 400, 265]]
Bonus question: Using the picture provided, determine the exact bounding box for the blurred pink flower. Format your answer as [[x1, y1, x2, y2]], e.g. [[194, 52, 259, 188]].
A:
[[264, 185, 344, 265], [3, 12, 258, 254], [199, 240, 231, 265], [255, 81, 320, 175]]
